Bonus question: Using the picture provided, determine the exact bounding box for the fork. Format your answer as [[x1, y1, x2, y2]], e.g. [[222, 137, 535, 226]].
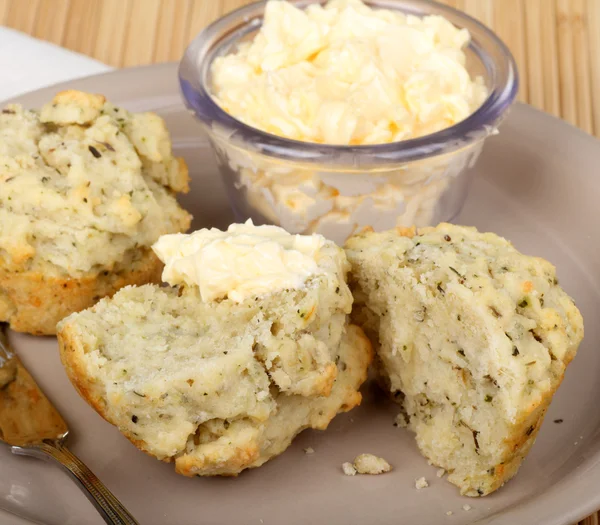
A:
[[0, 323, 139, 525]]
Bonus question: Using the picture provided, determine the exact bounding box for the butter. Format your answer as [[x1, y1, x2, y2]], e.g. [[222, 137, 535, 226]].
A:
[[211, 0, 487, 145], [152, 220, 327, 302], [208, 0, 488, 243]]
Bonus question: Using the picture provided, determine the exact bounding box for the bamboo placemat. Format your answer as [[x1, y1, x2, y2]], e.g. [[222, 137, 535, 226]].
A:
[[1, 0, 599, 138], [1, 1, 599, 523]]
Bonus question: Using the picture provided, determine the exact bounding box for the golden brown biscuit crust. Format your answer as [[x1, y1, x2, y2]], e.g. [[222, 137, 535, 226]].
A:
[[39, 90, 106, 125], [0, 249, 163, 335]]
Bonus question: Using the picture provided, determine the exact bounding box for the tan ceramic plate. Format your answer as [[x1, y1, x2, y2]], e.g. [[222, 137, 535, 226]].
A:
[[1, 64, 599, 525]]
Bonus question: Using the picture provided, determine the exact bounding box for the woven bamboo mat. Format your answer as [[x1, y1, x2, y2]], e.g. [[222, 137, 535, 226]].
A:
[[2, 0, 599, 137], [1, 1, 599, 523]]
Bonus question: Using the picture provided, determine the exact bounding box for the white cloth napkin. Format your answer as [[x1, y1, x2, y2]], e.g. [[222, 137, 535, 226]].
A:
[[0, 26, 111, 102]]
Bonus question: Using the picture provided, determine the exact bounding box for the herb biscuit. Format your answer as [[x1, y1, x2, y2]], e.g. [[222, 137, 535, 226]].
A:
[[57, 274, 372, 476], [345, 224, 584, 496], [0, 90, 191, 334]]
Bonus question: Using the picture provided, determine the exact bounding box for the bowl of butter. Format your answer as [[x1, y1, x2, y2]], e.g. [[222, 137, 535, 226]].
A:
[[179, 0, 518, 244]]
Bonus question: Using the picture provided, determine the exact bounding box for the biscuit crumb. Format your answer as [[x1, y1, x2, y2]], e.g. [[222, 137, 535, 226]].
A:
[[342, 462, 357, 476], [462, 504, 472, 511], [342, 454, 392, 476], [436, 468, 446, 478], [393, 413, 408, 428], [446, 511, 453, 516], [304, 447, 315, 455], [415, 477, 429, 489], [353, 453, 392, 474]]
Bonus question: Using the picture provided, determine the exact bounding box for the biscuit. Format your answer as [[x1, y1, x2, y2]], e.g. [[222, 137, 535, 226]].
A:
[[0, 91, 191, 334], [345, 223, 584, 496], [57, 282, 372, 476]]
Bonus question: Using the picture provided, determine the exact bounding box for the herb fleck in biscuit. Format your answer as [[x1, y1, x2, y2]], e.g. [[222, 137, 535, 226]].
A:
[[0, 90, 191, 334], [345, 224, 583, 496]]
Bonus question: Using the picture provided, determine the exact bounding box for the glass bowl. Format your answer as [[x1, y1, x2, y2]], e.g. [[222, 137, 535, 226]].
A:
[[179, 0, 518, 244]]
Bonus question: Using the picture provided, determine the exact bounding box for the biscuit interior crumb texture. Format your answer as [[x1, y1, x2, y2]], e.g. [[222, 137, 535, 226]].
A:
[[57, 245, 372, 476], [0, 90, 191, 333], [345, 224, 584, 496], [353, 453, 392, 474], [415, 477, 429, 489], [342, 462, 357, 476]]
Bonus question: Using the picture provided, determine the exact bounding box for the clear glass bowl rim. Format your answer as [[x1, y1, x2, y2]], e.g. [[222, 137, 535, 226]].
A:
[[179, 0, 519, 165]]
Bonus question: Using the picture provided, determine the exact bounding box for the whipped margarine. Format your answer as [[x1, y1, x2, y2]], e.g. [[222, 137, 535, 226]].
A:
[[208, 0, 489, 243], [152, 220, 327, 302], [211, 0, 486, 144]]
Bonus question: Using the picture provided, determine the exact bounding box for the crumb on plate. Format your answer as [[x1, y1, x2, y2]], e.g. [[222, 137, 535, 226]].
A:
[[415, 477, 429, 489], [353, 453, 392, 475], [342, 454, 392, 476], [342, 462, 357, 476]]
